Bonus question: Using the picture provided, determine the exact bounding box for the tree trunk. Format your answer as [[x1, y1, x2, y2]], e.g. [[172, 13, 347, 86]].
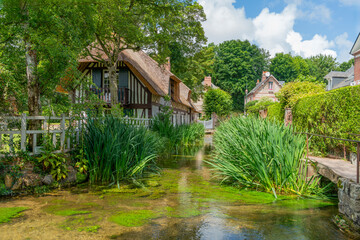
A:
[[108, 63, 118, 106], [25, 41, 41, 150]]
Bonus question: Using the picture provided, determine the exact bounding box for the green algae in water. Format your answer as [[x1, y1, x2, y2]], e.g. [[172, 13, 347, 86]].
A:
[[164, 206, 206, 218], [77, 225, 100, 232], [274, 199, 337, 210], [0, 207, 28, 223], [44, 202, 92, 216], [110, 210, 157, 227]]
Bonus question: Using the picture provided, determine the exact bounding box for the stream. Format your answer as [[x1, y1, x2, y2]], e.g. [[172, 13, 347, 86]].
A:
[[0, 135, 352, 240]]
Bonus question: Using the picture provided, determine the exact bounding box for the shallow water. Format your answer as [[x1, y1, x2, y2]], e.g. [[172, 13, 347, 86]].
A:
[[0, 135, 353, 240]]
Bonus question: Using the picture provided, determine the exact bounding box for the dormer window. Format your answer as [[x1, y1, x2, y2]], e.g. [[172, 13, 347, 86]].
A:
[[269, 81, 273, 90]]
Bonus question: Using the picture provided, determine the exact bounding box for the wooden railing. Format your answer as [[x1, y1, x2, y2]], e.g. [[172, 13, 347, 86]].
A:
[[0, 114, 153, 158], [89, 87, 130, 105]]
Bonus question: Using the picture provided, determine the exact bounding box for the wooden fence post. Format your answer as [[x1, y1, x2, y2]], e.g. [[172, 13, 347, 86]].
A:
[[20, 113, 26, 151], [60, 114, 65, 151]]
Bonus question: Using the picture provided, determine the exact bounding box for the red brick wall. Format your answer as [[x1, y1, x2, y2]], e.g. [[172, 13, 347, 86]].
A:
[[355, 54, 360, 82]]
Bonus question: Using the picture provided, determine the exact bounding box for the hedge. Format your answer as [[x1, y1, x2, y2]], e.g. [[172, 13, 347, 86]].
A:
[[267, 102, 283, 123], [292, 85, 360, 154]]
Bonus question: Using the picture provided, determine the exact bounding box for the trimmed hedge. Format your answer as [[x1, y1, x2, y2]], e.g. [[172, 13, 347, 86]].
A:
[[267, 102, 283, 123], [292, 85, 360, 154]]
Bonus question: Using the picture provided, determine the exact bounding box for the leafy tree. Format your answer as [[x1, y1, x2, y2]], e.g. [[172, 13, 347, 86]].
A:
[[276, 80, 326, 109], [85, 0, 206, 106], [335, 58, 354, 72], [170, 44, 215, 101], [213, 40, 270, 111], [0, 0, 93, 146], [204, 88, 232, 117], [270, 53, 311, 82], [270, 53, 298, 82], [306, 54, 338, 83]]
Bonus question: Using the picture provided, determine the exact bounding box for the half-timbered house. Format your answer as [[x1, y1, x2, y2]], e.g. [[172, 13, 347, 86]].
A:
[[72, 49, 197, 124]]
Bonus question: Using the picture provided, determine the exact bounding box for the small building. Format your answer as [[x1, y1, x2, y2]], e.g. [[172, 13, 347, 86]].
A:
[[68, 49, 198, 124], [245, 71, 284, 104], [325, 66, 354, 91]]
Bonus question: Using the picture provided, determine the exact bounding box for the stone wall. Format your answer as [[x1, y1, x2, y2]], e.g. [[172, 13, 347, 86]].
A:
[[338, 177, 360, 226]]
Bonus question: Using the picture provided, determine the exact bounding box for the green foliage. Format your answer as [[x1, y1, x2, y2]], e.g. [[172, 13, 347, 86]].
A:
[[170, 44, 215, 101], [306, 54, 338, 83], [208, 117, 328, 197], [246, 97, 274, 115], [83, 116, 160, 184], [37, 136, 68, 181], [73, 148, 88, 175], [0, 207, 28, 223], [276, 81, 326, 109], [267, 102, 283, 123], [204, 88, 233, 117], [292, 85, 360, 154], [335, 58, 354, 72], [270, 53, 300, 82], [151, 111, 205, 153], [213, 40, 270, 110]]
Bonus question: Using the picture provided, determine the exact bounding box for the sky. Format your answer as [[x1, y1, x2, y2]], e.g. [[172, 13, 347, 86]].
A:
[[198, 0, 360, 63]]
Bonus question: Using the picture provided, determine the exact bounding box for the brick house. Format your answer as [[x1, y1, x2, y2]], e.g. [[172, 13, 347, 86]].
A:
[[351, 33, 360, 84], [245, 71, 284, 104], [192, 76, 218, 119]]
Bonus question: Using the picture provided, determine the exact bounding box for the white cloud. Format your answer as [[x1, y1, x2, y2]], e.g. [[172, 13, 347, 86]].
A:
[[199, 0, 338, 59], [339, 0, 360, 6], [335, 33, 353, 62], [305, 4, 331, 23], [286, 31, 336, 58]]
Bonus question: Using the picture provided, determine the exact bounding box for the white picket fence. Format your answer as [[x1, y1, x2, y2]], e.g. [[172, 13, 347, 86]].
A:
[[198, 119, 214, 129], [0, 114, 153, 158]]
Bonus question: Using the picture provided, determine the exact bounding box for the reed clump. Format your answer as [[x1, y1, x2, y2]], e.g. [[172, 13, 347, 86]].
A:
[[83, 116, 160, 184], [208, 116, 329, 198]]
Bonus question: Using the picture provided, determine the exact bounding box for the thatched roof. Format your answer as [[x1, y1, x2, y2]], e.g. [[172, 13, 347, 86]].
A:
[[79, 49, 195, 110]]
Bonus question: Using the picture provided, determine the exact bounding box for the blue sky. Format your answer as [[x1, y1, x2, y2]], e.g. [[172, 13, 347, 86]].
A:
[[199, 0, 360, 62]]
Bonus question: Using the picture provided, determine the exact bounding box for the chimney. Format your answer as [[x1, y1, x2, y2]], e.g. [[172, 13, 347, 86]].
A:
[[256, 79, 260, 85], [204, 76, 212, 87], [164, 57, 171, 72], [262, 71, 269, 82]]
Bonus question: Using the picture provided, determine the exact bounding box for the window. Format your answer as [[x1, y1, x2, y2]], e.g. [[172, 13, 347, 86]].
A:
[[103, 71, 110, 89], [269, 81, 273, 90], [170, 79, 176, 100]]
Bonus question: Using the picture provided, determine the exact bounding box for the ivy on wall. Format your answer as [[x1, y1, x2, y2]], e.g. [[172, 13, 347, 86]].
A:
[[292, 85, 360, 154], [267, 102, 283, 124]]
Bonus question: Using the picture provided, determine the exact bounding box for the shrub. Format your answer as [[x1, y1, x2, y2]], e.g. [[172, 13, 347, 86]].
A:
[[83, 116, 160, 184], [292, 85, 360, 154], [246, 97, 275, 116], [267, 102, 283, 123], [208, 117, 326, 197], [204, 88, 232, 118], [276, 81, 325, 109]]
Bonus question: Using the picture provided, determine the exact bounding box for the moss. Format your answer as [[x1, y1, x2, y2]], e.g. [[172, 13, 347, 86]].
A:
[[164, 206, 205, 218], [0, 207, 28, 223], [78, 225, 100, 233], [109, 210, 157, 227], [275, 199, 336, 210], [60, 214, 102, 232], [43, 201, 93, 216]]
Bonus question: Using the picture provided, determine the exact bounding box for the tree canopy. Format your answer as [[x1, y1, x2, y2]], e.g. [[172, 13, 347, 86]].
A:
[[204, 88, 232, 117], [213, 40, 270, 111]]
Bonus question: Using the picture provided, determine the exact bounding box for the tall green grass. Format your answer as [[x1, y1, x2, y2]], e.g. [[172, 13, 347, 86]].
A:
[[151, 113, 205, 153], [83, 116, 160, 184], [208, 117, 327, 198]]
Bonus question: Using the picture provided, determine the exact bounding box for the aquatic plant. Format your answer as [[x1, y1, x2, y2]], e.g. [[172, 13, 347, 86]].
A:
[[83, 116, 160, 185], [208, 117, 328, 197], [151, 112, 205, 153], [0, 207, 28, 223]]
